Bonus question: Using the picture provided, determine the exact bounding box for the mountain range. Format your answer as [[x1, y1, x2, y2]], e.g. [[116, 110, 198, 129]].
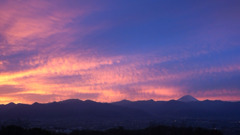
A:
[[0, 95, 240, 128]]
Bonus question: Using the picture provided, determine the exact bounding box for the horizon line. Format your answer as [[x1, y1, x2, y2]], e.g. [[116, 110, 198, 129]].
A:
[[1, 98, 239, 105]]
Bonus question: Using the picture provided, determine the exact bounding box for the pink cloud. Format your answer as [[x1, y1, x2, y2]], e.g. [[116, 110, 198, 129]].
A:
[[0, 0, 102, 55]]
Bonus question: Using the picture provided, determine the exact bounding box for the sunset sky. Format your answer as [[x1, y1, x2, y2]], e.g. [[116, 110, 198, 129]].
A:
[[0, 0, 240, 104]]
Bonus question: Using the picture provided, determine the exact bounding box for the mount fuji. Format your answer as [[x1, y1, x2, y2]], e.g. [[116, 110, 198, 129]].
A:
[[177, 95, 199, 102]]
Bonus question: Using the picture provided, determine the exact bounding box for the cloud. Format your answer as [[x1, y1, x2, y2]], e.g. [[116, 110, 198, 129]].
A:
[[0, 0, 104, 57], [1, 50, 240, 103], [70, 92, 100, 100], [13, 93, 60, 104], [0, 0, 240, 104], [0, 85, 24, 95]]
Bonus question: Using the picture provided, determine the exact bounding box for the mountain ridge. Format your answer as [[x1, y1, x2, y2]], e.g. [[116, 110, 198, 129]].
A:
[[2, 95, 240, 105], [0, 98, 240, 128]]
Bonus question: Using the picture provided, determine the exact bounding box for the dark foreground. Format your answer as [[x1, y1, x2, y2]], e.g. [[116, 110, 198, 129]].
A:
[[0, 125, 222, 135]]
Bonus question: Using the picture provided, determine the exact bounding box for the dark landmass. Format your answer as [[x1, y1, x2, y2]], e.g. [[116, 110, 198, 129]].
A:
[[0, 125, 222, 135], [1, 98, 240, 121], [0, 96, 240, 135], [113, 99, 240, 120], [0, 99, 152, 121]]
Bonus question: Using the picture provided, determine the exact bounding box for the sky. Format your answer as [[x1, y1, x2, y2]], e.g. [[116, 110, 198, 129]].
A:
[[0, 0, 240, 104]]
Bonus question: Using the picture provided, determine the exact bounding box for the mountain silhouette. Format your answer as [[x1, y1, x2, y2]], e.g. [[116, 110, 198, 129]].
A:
[[177, 95, 199, 102], [0, 99, 152, 121], [113, 99, 240, 120], [0, 99, 240, 128]]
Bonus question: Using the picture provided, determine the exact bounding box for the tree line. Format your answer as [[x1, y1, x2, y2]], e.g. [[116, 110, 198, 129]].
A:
[[0, 125, 223, 135]]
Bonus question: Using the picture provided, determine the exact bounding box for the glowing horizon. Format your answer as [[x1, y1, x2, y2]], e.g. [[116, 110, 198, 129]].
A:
[[1, 0, 240, 104]]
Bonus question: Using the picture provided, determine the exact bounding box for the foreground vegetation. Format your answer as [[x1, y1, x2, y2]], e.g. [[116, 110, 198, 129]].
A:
[[0, 125, 222, 135]]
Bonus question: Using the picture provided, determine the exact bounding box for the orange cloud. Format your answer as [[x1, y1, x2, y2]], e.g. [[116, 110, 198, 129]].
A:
[[1, 52, 240, 104]]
